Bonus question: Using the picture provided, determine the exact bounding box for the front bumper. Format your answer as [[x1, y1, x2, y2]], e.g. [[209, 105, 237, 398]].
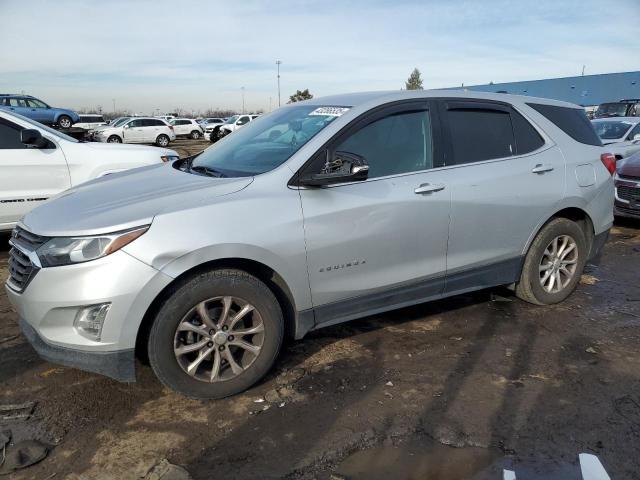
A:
[[614, 179, 640, 219], [20, 317, 135, 382], [5, 249, 174, 381]]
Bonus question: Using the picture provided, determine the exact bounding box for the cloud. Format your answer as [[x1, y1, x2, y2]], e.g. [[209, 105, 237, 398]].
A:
[[1, 0, 638, 112]]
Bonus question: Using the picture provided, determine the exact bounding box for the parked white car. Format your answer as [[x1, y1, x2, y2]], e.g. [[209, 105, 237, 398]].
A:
[[169, 118, 204, 139], [75, 114, 107, 130], [210, 114, 257, 142], [591, 117, 640, 159], [93, 117, 176, 147], [0, 110, 179, 232]]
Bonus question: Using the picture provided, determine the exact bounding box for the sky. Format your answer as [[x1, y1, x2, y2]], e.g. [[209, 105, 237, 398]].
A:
[[1, 0, 639, 114]]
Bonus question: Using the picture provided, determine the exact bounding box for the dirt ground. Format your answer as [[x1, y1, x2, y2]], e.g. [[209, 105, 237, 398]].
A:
[[1, 197, 639, 478]]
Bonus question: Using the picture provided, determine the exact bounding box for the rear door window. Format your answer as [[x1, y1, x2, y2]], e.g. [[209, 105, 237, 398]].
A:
[[527, 103, 602, 146], [511, 109, 545, 154], [444, 105, 514, 164]]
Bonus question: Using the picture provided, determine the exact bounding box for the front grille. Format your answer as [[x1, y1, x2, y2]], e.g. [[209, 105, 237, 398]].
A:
[[11, 225, 49, 251], [7, 226, 49, 293], [617, 185, 640, 202], [616, 205, 640, 217]]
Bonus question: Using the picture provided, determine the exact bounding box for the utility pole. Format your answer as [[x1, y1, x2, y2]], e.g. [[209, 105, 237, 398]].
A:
[[581, 65, 586, 76], [241, 86, 245, 114], [276, 60, 282, 107]]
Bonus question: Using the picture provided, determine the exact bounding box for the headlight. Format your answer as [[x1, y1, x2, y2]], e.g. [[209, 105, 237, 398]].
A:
[[160, 154, 179, 163], [37, 226, 149, 267]]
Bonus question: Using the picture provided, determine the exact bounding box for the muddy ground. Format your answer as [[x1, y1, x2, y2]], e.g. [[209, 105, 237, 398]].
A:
[[1, 183, 639, 479]]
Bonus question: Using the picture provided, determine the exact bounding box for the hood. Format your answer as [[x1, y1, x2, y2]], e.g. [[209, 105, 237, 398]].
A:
[[22, 163, 253, 236], [601, 138, 625, 145], [617, 152, 640, 178], [80, 141, 177, 157]]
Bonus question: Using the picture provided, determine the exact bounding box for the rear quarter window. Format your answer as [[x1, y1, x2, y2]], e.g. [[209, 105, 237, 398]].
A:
[[527, 103, 602, 147]]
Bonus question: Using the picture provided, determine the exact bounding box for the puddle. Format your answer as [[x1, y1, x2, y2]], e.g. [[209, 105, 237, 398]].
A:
[[332, 438, 586, 480], [333, 439, 500, 480]]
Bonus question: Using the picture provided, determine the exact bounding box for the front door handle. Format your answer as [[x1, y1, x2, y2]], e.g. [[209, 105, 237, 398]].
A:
[[415, 183, 445, 194], [532, 164, 554, 174]]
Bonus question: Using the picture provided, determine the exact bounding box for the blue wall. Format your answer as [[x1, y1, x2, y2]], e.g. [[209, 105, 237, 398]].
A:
[[450, 71, 640, 106]]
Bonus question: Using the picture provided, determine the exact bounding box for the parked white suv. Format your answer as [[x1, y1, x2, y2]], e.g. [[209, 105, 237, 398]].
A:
[[94, 117, 176, 147], [0, 110, 179, 232], [170, 118, 204, 139], [210, 114, 257, 142]]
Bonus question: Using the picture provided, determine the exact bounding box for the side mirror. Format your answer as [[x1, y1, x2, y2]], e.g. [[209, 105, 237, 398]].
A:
[[123, 124, 130, 129], [20, 129, 48, 148], [633, 134, 640, 143], [299, 151, 369, 187]]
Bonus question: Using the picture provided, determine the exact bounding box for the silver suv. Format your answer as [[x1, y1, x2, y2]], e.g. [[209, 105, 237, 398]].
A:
[[6, 91, 614, 399]]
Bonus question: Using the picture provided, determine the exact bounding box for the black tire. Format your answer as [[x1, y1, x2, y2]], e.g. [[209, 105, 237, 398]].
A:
[[190, 130, 201, 140], [516, 217, 588, 305], [148, 269, 284, 399], [107, 135, 122, 143], [57, 115, 72, 129], [156, 134, 170, 147]]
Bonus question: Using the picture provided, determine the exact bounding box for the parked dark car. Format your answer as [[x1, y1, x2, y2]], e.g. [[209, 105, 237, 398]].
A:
[[0, 94, 80, 128], [614, 150, 640, 219], [594, 99, 640, 119]]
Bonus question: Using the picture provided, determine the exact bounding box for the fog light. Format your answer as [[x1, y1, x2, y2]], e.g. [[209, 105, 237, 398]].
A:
[[74, 303, 111, 340]]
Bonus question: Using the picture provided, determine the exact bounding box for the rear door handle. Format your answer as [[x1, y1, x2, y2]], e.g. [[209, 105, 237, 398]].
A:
[[415, 183, 445, 194], [532, 164, 554, 174]]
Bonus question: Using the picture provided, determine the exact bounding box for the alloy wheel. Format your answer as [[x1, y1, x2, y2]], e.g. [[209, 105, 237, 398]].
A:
[[539, 234, 578, 293], [173, 296, 265, 383]]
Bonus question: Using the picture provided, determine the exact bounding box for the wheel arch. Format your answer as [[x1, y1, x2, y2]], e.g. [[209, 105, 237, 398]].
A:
[[135, 257, 300, 364], [523, 206, 595, 259]]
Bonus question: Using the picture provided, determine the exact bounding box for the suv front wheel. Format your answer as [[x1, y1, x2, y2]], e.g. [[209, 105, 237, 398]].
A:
[[148, 269, 284, 399], [516, 217, 588, 305], [156, 134, 170, 147]]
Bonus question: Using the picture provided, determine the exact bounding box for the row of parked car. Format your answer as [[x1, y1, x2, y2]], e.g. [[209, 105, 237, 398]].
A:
[[0, 93, 263, 148]]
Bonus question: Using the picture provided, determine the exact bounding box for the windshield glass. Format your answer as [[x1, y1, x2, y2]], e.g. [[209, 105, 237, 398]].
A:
[[224, 115, 239, 124], [595, 103, 628, 117], [191, 105, 350, 177], [592, 120, 634, 139], [112, 117, 130, 127]]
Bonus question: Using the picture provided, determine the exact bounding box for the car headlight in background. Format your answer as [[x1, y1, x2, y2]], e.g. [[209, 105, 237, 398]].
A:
[[160, 154, 179, 163], [36, 226, 149, 267]]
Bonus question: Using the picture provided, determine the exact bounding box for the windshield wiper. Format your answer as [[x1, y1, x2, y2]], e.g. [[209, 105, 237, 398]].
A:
[[190, 165, 226, 178]]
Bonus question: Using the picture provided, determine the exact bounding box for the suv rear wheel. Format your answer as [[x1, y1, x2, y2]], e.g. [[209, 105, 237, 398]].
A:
[[148, 269, 284, 399], [190, 130, 201, 139], [516, 217, 588, 305]]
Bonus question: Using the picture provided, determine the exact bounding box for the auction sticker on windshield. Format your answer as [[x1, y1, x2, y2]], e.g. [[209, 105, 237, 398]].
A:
[[309, 107, 351, 117]]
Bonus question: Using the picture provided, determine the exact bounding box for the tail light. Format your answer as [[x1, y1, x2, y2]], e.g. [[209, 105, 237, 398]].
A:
[[600, 153, 616, 175]]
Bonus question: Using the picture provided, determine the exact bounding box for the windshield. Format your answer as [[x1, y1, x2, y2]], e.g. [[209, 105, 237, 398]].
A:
[[112, 117, 130, 127], [592, 120, 634, 139], [190, 105, 349, 177], [595, 103, 628, 117], [224, 115, 239, 124]]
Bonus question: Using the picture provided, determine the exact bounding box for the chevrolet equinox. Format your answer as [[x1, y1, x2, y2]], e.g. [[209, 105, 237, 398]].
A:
[[6, 91, 614, 399]]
